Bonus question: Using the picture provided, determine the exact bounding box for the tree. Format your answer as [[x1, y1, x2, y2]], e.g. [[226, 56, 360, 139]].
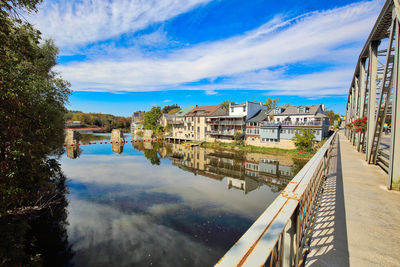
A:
[[292, 129, 315, 152], [221, 100, 232, 110], [143, 106, 161, 130], [233, 131, 244, 146], [0, 1, 72, 265], [161, 104, 180, 114], [326, 110, 340, 125], [265, 98, 279, 109]]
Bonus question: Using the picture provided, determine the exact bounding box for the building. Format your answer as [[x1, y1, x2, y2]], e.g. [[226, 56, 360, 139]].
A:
[[159, 113, 176, 128], [246, 104, 329, 149], [182, 105, 227, 141], [168, 106, 194, 140], [206, 101, 267, 142], [131, 111, 145, 133]]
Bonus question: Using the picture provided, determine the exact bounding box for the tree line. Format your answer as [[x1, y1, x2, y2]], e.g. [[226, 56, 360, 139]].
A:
[[65, 110, 131, 132]]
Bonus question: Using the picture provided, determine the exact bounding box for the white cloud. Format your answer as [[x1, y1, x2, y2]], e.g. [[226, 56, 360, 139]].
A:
[[29, 0, 212, 49], [45, 0, 383, 95], [205, 90, 218, 95], [163, 99, 172, 103]]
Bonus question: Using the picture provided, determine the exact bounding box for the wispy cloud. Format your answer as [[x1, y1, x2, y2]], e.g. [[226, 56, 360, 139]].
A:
[[205, 90, 218, 95], [37, 0, 383, 96], [163, 99, 172, 103], [29, 0, 212, 50]]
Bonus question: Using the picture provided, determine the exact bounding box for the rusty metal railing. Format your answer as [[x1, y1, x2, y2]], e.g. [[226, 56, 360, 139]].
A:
[[216, 132, 337, 267]]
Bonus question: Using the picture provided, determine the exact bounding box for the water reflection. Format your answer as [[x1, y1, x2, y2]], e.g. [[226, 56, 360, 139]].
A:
[[61, 134, 307, 267]]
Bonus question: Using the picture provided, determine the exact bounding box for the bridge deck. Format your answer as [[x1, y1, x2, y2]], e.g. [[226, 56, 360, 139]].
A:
[[306, 131, 400, 266]]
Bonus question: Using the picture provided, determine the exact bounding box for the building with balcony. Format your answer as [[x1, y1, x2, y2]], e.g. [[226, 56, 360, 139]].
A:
[[168, 106, 194, 140], [206, 101, 267, 142], [179, 105, 227, 141], [245, 104, 329, 148]]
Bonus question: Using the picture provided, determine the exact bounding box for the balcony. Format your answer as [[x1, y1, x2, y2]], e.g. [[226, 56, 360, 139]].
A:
[[207, 130, 239, 136], [169, 120, 184, 125], [260, 121, 324, 127], [206, 120, 244, 126]]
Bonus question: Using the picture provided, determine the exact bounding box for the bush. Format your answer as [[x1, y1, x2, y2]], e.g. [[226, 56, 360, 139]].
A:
[[233, 131, 244, 146], [292, 129, 315, 152]]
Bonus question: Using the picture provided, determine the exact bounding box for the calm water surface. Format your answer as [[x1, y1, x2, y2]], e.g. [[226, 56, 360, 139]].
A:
[[61, 134, 306, 266]]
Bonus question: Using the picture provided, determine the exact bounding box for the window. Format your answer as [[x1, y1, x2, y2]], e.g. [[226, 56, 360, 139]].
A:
[[204, 127, 207, 133], [272, 129, 275, 133], [243, 106, 246, 112], [192, 126, 194, 131], [231, 107, 234, 113], [198, 117, 200, 123], [197, 126, 200, 132]]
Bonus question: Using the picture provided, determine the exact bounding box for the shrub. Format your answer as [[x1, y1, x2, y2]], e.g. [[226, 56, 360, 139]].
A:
[[292, 129, 315, 152]]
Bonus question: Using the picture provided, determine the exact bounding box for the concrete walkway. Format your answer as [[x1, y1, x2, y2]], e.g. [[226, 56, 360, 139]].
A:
[[306, 132, 400, 267]]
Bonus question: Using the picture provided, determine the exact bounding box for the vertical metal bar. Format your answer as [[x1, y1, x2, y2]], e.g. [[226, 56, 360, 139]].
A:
[[353, 76, 360, 146], [370, 18, 396, 164], [366, 41, 379, 162], [282, 218, 294, 267], [358, 59, 367, 152], [389, 18, 400, 190]]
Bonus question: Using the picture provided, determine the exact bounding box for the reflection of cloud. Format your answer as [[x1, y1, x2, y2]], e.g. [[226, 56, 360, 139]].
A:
[[62, 154, 278, 218], [68, 198, 221, 266]]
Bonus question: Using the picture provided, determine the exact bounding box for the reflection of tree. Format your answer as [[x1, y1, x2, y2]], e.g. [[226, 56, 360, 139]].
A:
[[66, 145, 82, 159], [0, 161, 73, 266], [143, 149, 160, 165], [292, 158, 308, 176]]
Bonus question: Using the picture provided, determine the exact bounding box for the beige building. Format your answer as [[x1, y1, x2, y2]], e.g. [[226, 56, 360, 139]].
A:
[[169, 105, 227, 141]]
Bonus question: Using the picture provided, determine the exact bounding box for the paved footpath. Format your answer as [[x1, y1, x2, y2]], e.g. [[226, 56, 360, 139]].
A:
[[306, 132, 400, 267]]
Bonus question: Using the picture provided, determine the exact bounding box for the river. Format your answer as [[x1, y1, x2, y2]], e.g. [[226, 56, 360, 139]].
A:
[[60, 133, 306, 266]]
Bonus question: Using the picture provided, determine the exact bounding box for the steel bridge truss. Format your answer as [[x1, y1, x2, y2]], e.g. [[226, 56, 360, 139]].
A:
[[345, 0, 400, 190]]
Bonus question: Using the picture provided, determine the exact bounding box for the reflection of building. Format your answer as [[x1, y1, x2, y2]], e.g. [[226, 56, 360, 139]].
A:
[[165, 143, 299, 194], [227, 177, 260, 194]]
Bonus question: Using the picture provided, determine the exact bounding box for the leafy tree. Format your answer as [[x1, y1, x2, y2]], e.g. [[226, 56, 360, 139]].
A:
[[161, 104, 180, 114], [292, 129, 315, 152], [326, 110, 340, 125], [221, 100, 232, 110], [143, 106, 161, 130], [265, 98, 279, 109], [0, 1, 72, 265], [168, 107, 181, 114], [233, 131, 244, 146]]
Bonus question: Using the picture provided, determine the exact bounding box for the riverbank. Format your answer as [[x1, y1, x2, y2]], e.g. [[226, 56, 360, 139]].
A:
[[200, 142, 313, 159]]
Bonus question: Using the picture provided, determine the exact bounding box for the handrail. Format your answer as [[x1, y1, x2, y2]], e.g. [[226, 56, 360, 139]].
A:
[[216, 131, 337, 266]]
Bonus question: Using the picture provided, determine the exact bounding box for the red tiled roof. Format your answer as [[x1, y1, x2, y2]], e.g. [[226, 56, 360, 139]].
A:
[[185, 105, 223, 116]]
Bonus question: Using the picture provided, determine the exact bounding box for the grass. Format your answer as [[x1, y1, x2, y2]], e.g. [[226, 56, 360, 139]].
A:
[[201, 142, 314, 159]]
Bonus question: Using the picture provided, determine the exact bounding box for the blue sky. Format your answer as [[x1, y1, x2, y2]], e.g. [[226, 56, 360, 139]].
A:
[[28, 0, 385, 116]]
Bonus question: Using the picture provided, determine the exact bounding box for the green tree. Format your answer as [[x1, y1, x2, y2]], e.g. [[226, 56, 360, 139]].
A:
[[0, 1, 72, 265], [233, 131, 244, 146], [161, 104, 180, 114], [265, 98, 279, 109], [221, 100, 232, 110], [326, 110, 340, 125], [292, 129, 315, 152], [143, 106, 161, 130]]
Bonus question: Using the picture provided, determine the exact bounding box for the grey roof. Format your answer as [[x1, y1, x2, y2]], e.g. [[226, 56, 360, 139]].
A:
[[267, 105, 323, 116], [247, 110, 270, 122], [162, 114, 176, 120]]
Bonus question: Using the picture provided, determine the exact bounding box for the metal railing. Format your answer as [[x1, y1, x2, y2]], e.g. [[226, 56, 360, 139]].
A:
[[260, 121, 324, 126], [207, 120, 244, 126], [207, 130, 238, 136], [216, 132, 337, 267]]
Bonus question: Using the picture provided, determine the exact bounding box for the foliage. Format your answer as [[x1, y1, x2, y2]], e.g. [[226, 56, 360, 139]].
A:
[[143, 106, 162, 130], [161, 104, 180, 114], [143, 149, 160, 165], [326, 110, 340, 125], [168, 107, 181, 114], [0, 1, 72, 264], [65, 110, 131, 131], [233, 131, 244, 146], [292, 129, 315, 152], [265, 98, 279, 109], [221, 100, 232, 110]]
